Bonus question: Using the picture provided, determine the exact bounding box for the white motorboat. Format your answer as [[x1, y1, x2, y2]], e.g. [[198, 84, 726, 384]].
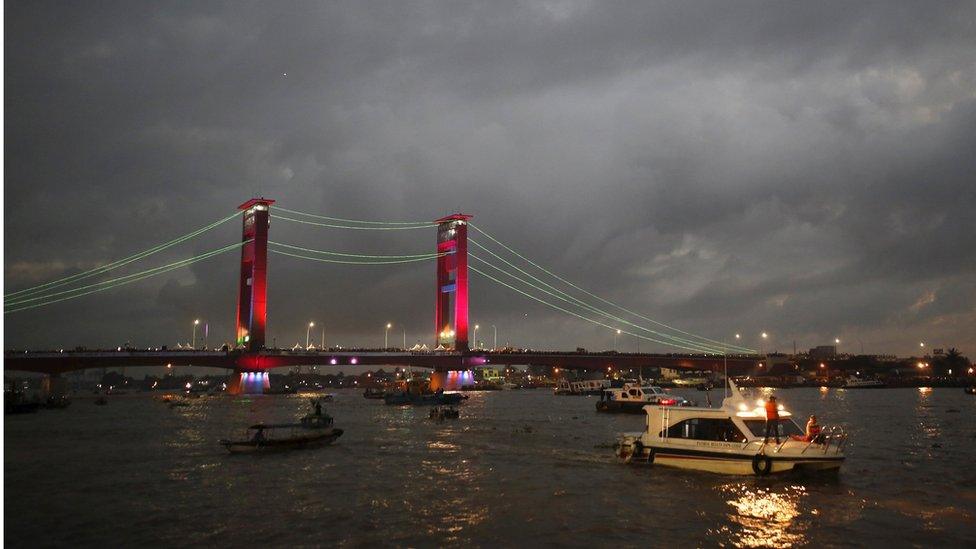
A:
[[596, 381, 689, 414], [842, 376, 885, 389], [616, 380, 847, 475], [554, 379, 610, 395]]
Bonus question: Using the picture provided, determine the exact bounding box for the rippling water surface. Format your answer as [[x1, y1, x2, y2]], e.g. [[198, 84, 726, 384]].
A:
[[5, 387, 976, 547]]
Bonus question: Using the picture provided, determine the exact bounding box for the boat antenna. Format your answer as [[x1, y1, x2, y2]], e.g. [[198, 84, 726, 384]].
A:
[[723, 341, 729, 399]]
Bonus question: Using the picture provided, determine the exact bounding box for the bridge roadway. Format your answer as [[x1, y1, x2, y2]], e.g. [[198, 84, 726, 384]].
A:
[[3, 349, 761, 376]]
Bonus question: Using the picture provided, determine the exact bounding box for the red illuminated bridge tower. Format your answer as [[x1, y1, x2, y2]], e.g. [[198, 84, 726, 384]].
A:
[[434, 214, 472, 351], [236, 198, 274, 352]]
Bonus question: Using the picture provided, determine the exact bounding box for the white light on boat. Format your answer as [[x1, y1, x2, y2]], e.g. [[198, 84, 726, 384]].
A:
[[757, 399, 765, 406], [777, 404, 785, 411], [738, 403, 748, 411]]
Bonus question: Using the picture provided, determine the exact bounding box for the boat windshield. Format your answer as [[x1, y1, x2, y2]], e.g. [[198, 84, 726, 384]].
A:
[[742, 419, 804, 438]]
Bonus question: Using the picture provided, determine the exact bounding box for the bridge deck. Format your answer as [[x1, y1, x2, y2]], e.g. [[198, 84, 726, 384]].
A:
[[4, 349, 760, 375]]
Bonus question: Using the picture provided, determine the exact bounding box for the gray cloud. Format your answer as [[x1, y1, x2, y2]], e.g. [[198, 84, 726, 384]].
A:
[[5, 1, 975, 356]]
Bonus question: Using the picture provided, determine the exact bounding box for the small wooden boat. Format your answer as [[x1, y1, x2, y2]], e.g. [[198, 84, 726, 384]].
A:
[[363, 388, 387, 399], [5, 390, 41, 414], [384, 390, 467, 406], [429, 406, 460, 420], [44, 395, 71, 409], [220, 423, 343, 454]]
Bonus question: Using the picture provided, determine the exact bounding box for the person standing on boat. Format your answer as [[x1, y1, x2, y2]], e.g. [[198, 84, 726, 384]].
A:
[[314, 400, 323, 417], [764, 396, 780, 444]]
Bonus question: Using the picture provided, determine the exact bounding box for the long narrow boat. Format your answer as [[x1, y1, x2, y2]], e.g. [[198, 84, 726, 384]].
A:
[[383, 391, 467, 406], [220, 420, 343, 454]]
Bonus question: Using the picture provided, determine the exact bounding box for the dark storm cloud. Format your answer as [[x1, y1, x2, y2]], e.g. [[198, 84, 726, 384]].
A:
[[5, 1, 975, 355]]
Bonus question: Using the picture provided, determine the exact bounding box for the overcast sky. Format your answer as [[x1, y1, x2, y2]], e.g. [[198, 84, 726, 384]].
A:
[[5, 1, 975, 357]]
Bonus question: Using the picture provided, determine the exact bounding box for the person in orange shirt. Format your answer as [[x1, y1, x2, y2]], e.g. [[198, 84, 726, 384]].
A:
[[764, 396, 780, 443]]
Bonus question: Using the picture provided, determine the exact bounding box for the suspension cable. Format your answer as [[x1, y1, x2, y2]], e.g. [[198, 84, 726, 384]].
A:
[[5, 241, 247, 314], [469, 224, 754, 353], [470, 265, 716, 353], [269, 241, 439, 259], [469, 253, 721, 353], [272, 214, 436, 230], [275, 206, 433, 226], [4, 212, 239, 300], [270, 249, 445, 265]]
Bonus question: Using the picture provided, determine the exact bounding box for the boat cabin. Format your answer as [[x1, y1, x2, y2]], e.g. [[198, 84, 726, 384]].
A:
[[602, 382, 686, 405], [643, 397, 802, 445]]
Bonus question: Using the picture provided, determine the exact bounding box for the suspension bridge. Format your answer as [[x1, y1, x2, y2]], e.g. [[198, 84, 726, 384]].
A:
[[4, 198, 760, 393]]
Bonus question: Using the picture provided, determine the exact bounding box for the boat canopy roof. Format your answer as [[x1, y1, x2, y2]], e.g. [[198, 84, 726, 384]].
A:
[[248, 423, 302, 429]]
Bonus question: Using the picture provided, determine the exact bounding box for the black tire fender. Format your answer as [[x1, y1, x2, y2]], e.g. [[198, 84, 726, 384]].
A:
[[633, 440, 644, 459], [752, 454, 772, 476]]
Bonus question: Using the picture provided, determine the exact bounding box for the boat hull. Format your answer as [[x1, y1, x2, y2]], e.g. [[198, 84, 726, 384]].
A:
[[596, 400, 655, 414], [650, 449, 844, 475], [383, 393, 466, 406], [618, 436, 844, 475], [221, 428, 343, 454]]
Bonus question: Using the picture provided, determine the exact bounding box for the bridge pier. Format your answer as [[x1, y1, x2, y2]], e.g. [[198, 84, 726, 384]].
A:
[[226, 370, 270, 395], [428, 370, 474, 391], [40, 373, 68, 400]]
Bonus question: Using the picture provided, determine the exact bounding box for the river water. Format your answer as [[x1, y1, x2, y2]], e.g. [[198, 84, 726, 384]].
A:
[[5, 387, 975, 547]]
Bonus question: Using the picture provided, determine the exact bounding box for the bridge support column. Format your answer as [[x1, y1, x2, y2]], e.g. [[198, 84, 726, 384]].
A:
[[226, 370, 270, 395], [41, 373, 67, 400], [434, 214, 473, 351], [428, 370, 474, 391], [236, 198, 275, 351]]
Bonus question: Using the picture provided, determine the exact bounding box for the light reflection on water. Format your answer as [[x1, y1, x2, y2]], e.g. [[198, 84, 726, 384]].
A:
[[4, 388, 976, 546], [719, 483, 806, 548]]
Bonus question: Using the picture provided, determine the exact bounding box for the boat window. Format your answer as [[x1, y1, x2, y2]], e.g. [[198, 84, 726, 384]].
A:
[[659, 418, 747, 442], [629, 389, 638, 396], [742, 419, 804, 438]]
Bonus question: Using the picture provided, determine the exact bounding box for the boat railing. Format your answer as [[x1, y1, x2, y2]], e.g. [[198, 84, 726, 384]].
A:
[[820, 425, 847, 454]]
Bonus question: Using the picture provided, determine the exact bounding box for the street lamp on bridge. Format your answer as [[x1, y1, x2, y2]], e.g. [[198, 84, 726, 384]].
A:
[[473, 324, 480, 350], [306, 322, 315, 350], [192, 319, 200, 349], [760, 332, 768, 356], [492, 325, 497, 350], [614, 329, 621, 350], [385, 323, 392, 349]]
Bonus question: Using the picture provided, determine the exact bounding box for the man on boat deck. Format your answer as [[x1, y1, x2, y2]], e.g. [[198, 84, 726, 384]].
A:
[[805, 415, 822, 442], [764, 396, 780, 444]]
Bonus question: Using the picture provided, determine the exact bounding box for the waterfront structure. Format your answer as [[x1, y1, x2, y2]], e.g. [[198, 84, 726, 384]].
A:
[[4, 197, 765, 392]]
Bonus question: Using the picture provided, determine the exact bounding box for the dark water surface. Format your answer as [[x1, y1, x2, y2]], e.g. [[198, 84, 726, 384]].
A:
[[5, 387, 976, 547]]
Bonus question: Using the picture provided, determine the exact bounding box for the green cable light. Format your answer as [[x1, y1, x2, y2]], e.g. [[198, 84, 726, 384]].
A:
[[6, 241, 250, 307], [469, 224, 755, 353], [272, 214, 436, 230], [4, 211, 239, 300], [275, 206, 433, 226], [5, 241, 247, 314], [269, 241, 438, 259], [270, 249, 445, 265], [468, 244, 735, 353], [469, 252, 722, 354], [469, 265, 720, 354]]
